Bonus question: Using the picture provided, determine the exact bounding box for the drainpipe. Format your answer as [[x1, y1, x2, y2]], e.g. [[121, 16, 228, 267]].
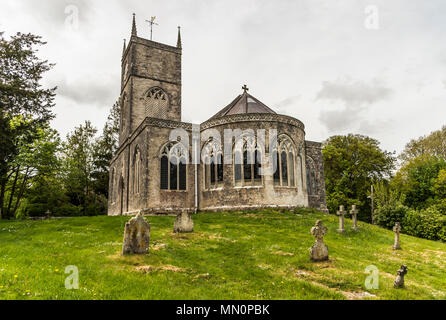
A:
[[193, 124, 200, 214]]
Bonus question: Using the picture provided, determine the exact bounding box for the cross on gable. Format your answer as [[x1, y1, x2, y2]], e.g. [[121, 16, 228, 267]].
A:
[[242, 85, 249, 93]]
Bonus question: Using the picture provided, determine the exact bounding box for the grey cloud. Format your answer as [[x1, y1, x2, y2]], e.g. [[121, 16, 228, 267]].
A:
[[317, 77, 393, 132], [317, 78, 392, 106], [358, 119, 393, 135], [54, 75, 118, 107]]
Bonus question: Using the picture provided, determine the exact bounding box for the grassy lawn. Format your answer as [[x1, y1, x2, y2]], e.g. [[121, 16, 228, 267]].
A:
[[0, 208, 445, 300]]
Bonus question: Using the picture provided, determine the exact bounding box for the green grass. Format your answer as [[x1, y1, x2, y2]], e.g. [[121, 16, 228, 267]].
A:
[[0, 208, 445, 300]]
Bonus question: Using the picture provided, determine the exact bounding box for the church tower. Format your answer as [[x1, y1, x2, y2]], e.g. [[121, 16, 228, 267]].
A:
[[119, 14, 182, 145]]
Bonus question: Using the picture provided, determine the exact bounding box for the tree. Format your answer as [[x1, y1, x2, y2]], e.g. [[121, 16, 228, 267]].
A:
[[62, 121, 99, 215], [91, 101, 120, 198], [4, 119, 61, 218], [399, 126, 446, 164], [322, 134, 396, 222], [392, 155, 446, 210], [0, 32, 56, 219]]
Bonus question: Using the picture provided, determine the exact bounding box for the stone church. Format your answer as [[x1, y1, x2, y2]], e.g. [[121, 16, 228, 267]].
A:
[[108, 15, 328, 216]]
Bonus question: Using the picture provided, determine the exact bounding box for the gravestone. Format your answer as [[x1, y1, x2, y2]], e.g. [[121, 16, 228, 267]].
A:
[[393, 222, 402, 250], [174, 211, 194, 233], [122, 213, 151, 255], [394, 265, 408, 288], [350, 205, 359, 231], [336, 206, 346, 233], [310, 220, 329, 262]]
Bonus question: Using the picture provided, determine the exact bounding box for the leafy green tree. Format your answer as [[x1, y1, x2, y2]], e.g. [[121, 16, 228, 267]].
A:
[[4, 119, 61, 218], [323, 134, 396, 222], [399, 126, 446, 164], [62, 121, 100, 215], [0, 32, 56, 219], [392, 156, 446, 210], [91, 101, 120, 198]]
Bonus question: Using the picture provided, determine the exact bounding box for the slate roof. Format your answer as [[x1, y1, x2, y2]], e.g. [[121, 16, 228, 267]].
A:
[[209, 91, 277, 120]]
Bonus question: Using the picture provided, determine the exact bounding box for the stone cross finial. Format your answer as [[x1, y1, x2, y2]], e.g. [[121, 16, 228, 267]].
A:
[[310, 220, 329, 262], [394, 265, 408, 288], [393, 222, 402, 250], [350, 205, 359, 231], [336, 205, 347, 233], [242, 85, 249, 93]]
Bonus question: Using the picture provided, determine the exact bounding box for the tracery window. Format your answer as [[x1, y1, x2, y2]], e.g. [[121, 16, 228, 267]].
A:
[[202, 140, 224, 190], [160, 142, 187, 191], [273, 135, 297, 188], [234, 136, 263, 187], [144, 87, 169, 119]]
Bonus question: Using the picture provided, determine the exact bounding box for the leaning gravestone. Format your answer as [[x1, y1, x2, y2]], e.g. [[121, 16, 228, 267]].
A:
[[336, 206, 346, 233], [122, 213, 151, 255], [174, 211, 194, 233], [393, 222, 402, 250], [394, 265, 408, 288], [310, 220, 329, 262]]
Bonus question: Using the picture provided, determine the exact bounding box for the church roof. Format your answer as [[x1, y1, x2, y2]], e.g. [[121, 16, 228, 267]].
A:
[[209, 88, 277, 120]]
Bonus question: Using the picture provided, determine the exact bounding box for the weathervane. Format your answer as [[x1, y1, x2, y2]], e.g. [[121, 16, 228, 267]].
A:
[[145, 16, 159, 41]]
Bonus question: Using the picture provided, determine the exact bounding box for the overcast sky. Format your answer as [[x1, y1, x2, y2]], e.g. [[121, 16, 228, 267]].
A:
[[1, 0, 445, 154]]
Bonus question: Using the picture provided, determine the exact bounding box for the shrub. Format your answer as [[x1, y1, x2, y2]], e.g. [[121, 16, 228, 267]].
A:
[[374, 202, 408, 229], [403, 206, 446, 242]]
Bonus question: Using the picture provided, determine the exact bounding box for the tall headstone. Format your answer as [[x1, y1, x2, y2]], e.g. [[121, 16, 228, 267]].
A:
[[336, 206, 346, 233], [394, 265, 408, 288], [122, 213, 151, 255], [350, 205, 359, 231], [310, 220, 329, 262], [174, 211, 194, 233], [393, 222, 402, 250]]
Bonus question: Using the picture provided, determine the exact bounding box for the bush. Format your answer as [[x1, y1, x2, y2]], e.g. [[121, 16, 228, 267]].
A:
[[374, 202, 408, 229], [403, 206, 446, 242], [52, 203, 82, 217]]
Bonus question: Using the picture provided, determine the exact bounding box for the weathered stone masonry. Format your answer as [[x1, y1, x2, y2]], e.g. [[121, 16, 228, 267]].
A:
[[108, 15, 328, 216]]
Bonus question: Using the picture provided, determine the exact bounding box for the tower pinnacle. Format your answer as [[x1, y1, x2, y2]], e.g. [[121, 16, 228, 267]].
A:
[[177, 26, 182, 49], [132, 13, 137, 36]]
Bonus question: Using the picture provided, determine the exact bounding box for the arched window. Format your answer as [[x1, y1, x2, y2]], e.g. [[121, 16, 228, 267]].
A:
[[233, 136, 263, 187], [160, 142, 187, 191], [144, 87, 169, 119], [306, 157, 317, 196], [133, 146, 142, 194], [273, 135, 297, 188], [202, 140, 224, 190]]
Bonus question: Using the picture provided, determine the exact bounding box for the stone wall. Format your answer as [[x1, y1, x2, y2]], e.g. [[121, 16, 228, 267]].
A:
[[305, 140, 328, 212], [119, 35, 182, 146], [198, 114, 309, 211]]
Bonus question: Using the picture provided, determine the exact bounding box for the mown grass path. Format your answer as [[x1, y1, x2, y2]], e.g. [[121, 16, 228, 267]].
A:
[[0, 209, 445, 300]]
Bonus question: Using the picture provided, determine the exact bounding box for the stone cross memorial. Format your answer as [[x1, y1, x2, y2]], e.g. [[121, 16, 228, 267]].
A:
[[174, 211, 194, 233], [394, 265, 408, 288], [393, 222, 402, 250], [310, 220, 329, 262], [122, 213, 151, 255], [336, 206, 346, 233], [350, 205, 359, 231]]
